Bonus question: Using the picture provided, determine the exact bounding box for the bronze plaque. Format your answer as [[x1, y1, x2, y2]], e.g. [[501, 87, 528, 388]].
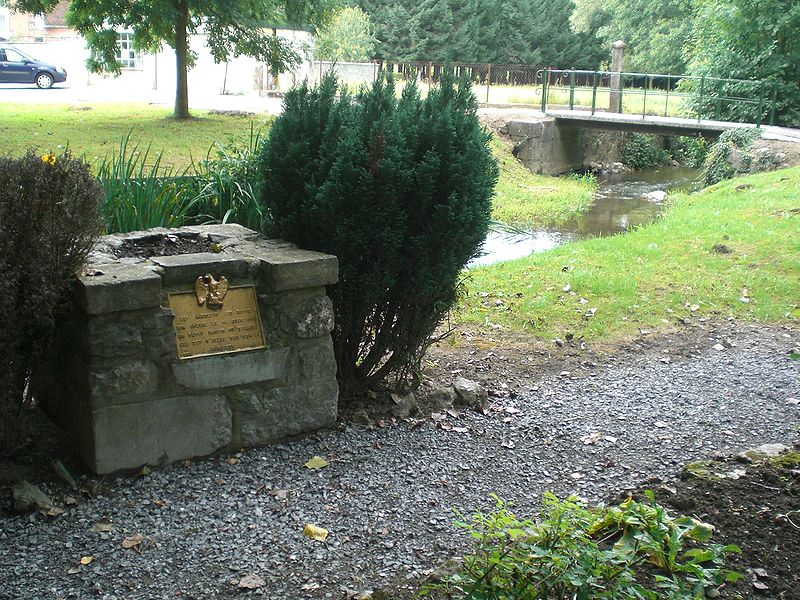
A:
[[169, 285, 266, 359]]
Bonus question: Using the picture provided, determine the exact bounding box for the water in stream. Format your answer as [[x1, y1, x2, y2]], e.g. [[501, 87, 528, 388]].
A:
[[472, 166, 701, 266]]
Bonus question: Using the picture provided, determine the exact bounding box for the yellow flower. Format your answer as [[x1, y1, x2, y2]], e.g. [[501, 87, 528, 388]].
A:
[[41, 153, 57, 165]]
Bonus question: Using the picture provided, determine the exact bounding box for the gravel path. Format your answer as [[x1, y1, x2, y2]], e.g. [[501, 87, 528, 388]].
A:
[[1, 326, 798, 600]]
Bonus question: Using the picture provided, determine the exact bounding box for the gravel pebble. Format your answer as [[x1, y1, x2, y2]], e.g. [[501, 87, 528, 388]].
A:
[[0, 328, 798, 599]]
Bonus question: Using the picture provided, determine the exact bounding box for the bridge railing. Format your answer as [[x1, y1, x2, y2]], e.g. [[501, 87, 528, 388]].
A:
[[537, 68, 778, 127]]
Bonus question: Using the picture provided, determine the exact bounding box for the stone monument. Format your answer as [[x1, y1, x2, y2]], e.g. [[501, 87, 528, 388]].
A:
[[43, 224, 339, 474]]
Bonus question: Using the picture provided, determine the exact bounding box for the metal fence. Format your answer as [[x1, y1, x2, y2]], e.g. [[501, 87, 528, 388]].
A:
[[537, 68, 777, 126], [307, 61, 778, 126]]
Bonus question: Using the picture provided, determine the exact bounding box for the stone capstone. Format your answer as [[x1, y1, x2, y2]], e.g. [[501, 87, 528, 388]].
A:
[[258, 248, 338, 292], [78, 263, 162, 315]]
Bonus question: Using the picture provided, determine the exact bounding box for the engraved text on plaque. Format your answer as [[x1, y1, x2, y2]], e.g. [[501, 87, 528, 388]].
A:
[[169, 285, 266, 359]]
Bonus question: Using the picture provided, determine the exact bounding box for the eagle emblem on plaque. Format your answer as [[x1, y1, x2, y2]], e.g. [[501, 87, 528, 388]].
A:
[[194, 274, 229, 309]]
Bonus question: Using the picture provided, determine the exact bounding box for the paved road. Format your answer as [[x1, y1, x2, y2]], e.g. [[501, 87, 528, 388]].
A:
[[0, 81, 283, 114]]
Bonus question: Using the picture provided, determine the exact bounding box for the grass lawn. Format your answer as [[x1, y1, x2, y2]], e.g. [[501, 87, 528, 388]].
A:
[[458, 167, 800, 339], [3, 102, 593, 229], [0, 103, 271, 168], [490, 136, 595, 227]]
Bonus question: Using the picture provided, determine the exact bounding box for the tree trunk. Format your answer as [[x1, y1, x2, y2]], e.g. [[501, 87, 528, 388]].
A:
[[173, 0, 190, 119]]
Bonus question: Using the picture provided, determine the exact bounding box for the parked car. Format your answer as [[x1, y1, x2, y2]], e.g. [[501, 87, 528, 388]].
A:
[[0, 46, 67, 88]]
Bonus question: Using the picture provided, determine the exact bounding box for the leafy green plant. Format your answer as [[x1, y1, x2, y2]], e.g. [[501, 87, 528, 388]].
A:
[[95, 133, 202, 233], [621, 133, 669, 170], [702, 127, 762, 187], [425, 493, 741, 599], [259, 72, 498, 394], [666, 135, 708, 168], [193, 124, 269, 233], [0, 151, 103, 454]]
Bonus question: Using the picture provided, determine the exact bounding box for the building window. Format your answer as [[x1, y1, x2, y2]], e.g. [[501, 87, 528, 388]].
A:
[[0, 8, 10, 40], [116, 32, 142, 69]]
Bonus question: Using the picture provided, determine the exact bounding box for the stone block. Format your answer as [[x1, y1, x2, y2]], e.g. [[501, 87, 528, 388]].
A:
[[92, 395, 231, 473], [297, 340, 337, 382], [171, 348, 289, 390], [78, 264, 162, 315], [90, 360, 159, 405], [87, 320, 143, 358], [257, 248, 338, 292], [236, 380, 338, 446], [292, 296, 335, 339], [151, 253, 253, 287]]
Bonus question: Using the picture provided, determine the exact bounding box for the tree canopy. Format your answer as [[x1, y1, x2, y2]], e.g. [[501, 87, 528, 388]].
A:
[[315, 6, 376, 62], [358, 0, 605, 67], [13, 0, 336, 118], [688, 0, 800, 126]]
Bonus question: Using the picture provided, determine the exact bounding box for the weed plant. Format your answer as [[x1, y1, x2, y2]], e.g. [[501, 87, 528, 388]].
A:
[[425, 493, 741, 599], [95, 134, 202, 233], [193, 124, 269, 233]]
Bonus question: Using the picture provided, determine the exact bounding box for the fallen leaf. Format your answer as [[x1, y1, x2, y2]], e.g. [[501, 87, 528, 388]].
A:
[[304, 456, 329, 470], [67, 566, 81, 575], [269, 489, 289, 501], [603, 436, 618, 443], [40, 506, 65, 517], [80, 556, 94, 565], [139, 466, 151, 476], [64, 496, 78, 506], [226, 457, 239, 465], [238, 573, 266, 589], [121, 533, 144, 549], [753, 581, 770, 591], [303, 523, 329, 543], [91, 520, 113, 533], [445, 409, 459, 418]]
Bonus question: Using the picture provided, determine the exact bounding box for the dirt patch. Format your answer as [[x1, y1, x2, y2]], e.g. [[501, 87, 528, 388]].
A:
[[649, 454, 800, 599], [113, 233, 215, 259]]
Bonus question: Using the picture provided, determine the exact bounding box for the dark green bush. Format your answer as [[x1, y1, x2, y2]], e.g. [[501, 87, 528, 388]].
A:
[[0, 151, 103, 454], [621, 133, 670, 170], [259, 73, 498, 393], [425, 493, 741, 599]]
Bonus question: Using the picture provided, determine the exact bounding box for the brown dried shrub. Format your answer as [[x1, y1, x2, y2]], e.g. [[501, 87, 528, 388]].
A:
[[0, 151, 102, 454]]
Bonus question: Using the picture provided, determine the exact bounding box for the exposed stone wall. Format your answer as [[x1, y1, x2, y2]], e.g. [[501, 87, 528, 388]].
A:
[[506, 119, 626, 175], [43, 225, 339, 474]]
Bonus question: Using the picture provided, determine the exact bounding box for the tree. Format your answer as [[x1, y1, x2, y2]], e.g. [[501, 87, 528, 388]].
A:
[[315, 6, 376, 62], [13, 0, 335, 119], [259, 73, 498, 393], [571, 0, 696, 73], [688, 0, 800, 126], [358, 0, 604, 67]]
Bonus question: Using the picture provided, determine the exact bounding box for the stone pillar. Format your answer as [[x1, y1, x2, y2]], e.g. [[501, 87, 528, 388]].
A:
[[609, 40, 626, 113]]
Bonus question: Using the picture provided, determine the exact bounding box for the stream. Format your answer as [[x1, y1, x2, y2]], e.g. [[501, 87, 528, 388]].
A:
[[472, 166, 701, 266]]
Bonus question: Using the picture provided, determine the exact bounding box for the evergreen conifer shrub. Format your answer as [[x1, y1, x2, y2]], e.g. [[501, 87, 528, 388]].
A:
[[259, 73, 498, 393], [0, 152, 102, 453]]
